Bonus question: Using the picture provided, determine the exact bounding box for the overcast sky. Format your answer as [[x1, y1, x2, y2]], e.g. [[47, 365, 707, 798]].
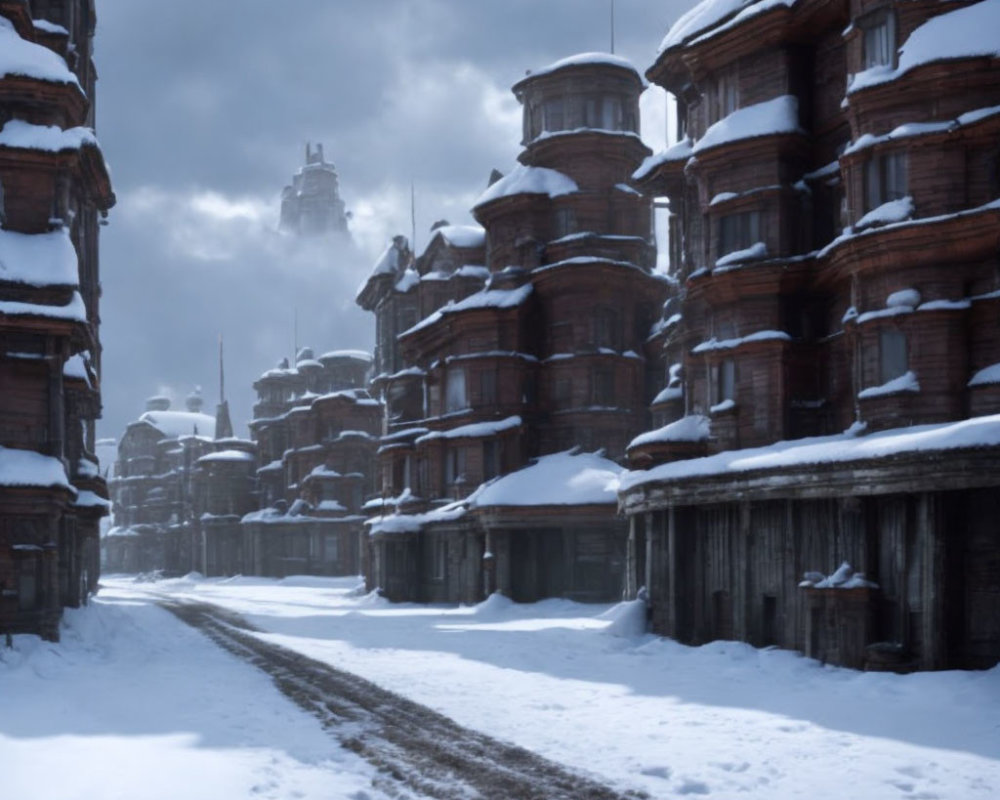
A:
[[94, 0, 690, 442]]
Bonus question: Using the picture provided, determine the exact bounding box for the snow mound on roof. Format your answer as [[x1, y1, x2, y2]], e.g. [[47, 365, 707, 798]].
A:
[[850, 0, 1000, 94], [475, 164, 578, 208], [319, 349, 371, 362], [0, 446, 71, 490], [659, 0, 797, 52], [403, 284, 533, 336], [0, 227, 78, 288], [472, 450, 622, 507], [139, 410, 217, 439], [633, 137, 694, 181], [620, 413, 1000, 492], [694, 95, 801, 153], [197, 450, 255, 464], [430, 224, 486, 250], [521, 52, 641, 82], [629, 415, 710, 450], [0, 119, 96, 152], [0, 289, 87, 322], [0, 16, 79, 87]]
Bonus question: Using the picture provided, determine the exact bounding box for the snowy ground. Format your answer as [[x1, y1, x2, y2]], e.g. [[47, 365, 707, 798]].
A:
[[83, 574, 1000, 799], [0, 586, 399, 800], [6, 575, 1000, 799]]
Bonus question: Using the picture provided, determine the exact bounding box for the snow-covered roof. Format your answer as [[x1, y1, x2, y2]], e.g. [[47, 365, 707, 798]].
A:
[[0, 227, 78, 288], [692, 330, 791, 353], [369, 239, 407, 277], [474, 164, 578, 208], [659, 0, 797, 53], [426, 224, 486, 252], [63, 354, 90, 385], [402, 284, 533, 337], [632, 137, 694, 181], [318, 349, 372, 362], [694, 95, 802, 154], [849, 0, 1000, 94], [367, 500, 468, 534], [0, 16, 79, 87], [619, 413, 1000, 492], [139, 410, 217, 439], [970, 363, 1000, 387], [629, 415, 710, 450], [0, 290, 87, 322], [0, 445, 72, 490], [517, 52, 642, 84], [843, 105, 1000, 157], [415, 416, 522, 444], [72, 490, 110, 509], [473, 450, 621, 507], [0, 119, 96, 152], [32, 19, 69, 36], [197, 450, 255, 464]]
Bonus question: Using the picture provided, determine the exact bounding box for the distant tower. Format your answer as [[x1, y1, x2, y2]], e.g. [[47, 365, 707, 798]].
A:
[[279, 142, 350, 236]]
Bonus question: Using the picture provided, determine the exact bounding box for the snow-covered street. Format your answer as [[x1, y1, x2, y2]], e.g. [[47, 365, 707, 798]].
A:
[[5, 574, 996, 800], [0, 585, 395, 800]]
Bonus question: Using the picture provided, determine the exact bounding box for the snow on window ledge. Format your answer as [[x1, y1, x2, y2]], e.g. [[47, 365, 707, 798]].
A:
[[858, 370, 920, 399], [710, 398, 737, 414]]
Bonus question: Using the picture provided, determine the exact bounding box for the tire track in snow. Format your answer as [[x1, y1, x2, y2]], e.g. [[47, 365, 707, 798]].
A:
[[159, 598, 647, 800]]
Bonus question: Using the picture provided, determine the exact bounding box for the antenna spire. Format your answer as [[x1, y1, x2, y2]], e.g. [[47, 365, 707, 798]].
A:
[[410, 180, 417, 257], [293, 308, 299, 362], [610, 0, 616, 54], [218, 334, 225, 403]]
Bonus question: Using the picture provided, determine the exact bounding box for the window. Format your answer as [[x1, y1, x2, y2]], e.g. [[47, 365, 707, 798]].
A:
[[554, 207, 576, 237], [544, 98, 564, 132], [0, 178, 5, 227], [593, 367, 615, 406], [712, 359, 736, 405], [445, 368, 467, 412], [593, 308, 621, 349], [583, 96, 601, 127], [444, 447, 466, 486], [555, 377, 572, 405], [879, 328, 908, 383], [601, 95, 623, 130], [719, 211, 761, 255], [862, 10, 895, 69], [864, 152, 907, 210], [479, 369, 497, 405], [483, 440, 500, 481], [716, 71, 739, 121], [431, 537, 446, 580], [324, 534, 339, 563]]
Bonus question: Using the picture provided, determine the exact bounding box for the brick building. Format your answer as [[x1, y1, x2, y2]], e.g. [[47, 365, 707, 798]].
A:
[[621, 0, 1000, 669], [243, 348, 380, 577], [358, 53, 669, 603], [104, 388, 257, 576], [0, 0, 114, 639]]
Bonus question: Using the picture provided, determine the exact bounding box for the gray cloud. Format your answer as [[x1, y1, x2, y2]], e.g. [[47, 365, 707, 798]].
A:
[[94, 0, 690, 439]]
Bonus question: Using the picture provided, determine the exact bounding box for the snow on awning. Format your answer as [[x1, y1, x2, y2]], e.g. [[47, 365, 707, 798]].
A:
[[694, 95, 802, 154], [0, 290, 87, 322], [474, 164, 578, 209], [401, 284, 532, 337], [197, 450, 255, 464], [628, 415, 710, 450], [632, 137, 693, 181], [0, 446, 73, 491], [849, 0, 1000, 94], [472, 450, 622, 507], [0, 227, 79, 288], [0, 16, 80, 87], [620, 413, 1000, 493], [415, 416, 522, 445], [0, 119, 96, 152]]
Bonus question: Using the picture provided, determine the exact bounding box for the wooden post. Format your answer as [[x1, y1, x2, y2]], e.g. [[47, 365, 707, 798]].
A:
[[666, 507, 677, 638], [919, 493, 945, 670]]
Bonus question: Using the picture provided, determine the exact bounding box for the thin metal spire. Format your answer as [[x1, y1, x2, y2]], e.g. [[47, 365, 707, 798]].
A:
[[610, 0, 616, 54], [293, 308, 299, 363], [218, 334, 225, 402], [410, 180, 417, 256]]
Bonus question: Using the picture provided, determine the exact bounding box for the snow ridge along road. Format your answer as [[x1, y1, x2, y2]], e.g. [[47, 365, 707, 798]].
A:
[[158, 597, 646, 800]]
